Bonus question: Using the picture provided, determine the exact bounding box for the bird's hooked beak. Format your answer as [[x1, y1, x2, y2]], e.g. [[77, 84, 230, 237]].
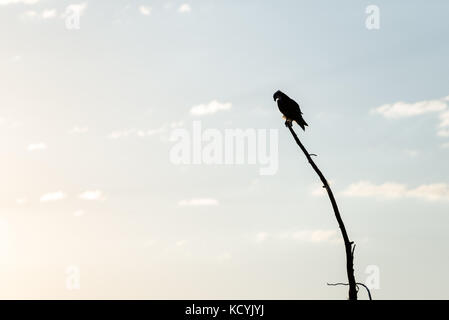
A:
[[273, 90, 281, 102]]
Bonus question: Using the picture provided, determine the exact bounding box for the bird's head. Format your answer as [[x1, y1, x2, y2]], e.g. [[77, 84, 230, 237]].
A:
[[273, 90, 283, 102]]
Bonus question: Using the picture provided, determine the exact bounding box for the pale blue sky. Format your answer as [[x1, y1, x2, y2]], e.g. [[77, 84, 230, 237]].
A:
[[0, 0, 448, 299]]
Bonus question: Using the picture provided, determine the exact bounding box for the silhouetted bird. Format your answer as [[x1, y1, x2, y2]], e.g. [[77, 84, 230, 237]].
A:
[[273, 90, 308, 131]]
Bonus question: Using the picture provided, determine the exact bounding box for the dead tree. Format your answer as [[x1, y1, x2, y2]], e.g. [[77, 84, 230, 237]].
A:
[[286, 122, 358, 300]]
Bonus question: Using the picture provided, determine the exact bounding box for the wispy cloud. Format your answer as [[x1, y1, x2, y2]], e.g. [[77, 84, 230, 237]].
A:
[[437, 111, 449, 137], [371, 97, 447, 119], [176, 239, 186, 247], [20, 9, 58, 21], [255, 230, 339, 244], [108, 121, 182, 139], [0, 0, 39, 5], [40, 191, 66, 202], [27, 143, 47, 151], [407, 184, 449, 201], [139, 5, 151, 16], [108, 128, 139, 139], [79, 190, 104, 201], [216, 252, 232, 262], [190, 100, 232, 116], [178, 198, 219, 207], [143, 239, 156, 248], [170, 121, 184, 128], [310, 180, 335, 197], [0, 116, 20, 128], [372, 95, 449, 139], [342, 181, 407, 199], [287, 230, 339, 243], [178, 3, 191, 13], [108, 126, 166, 139], [255, 232, 268, 243], [19, 10, 37, 19], [42, 9, 56, 19], [404, 149, 419, 157], [15, 197, 28, 205], [11, 55, 22, 63], [69, 126, 88, 134], [342, 181, 449, 201]]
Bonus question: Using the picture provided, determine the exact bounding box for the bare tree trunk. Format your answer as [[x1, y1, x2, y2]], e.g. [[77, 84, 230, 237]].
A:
[[286, 123, 357, 300]]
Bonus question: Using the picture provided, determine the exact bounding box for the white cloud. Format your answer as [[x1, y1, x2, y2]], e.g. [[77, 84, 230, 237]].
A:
[[372, 98, 447, 119], [342, 181, 449, 201], [20, 10, 37, 19], [407, 184, 449, 201], [140, 127, 166, 136], [178, 3, 191, 13], [438, 129, 449, 137], [11, 55, 22, 62], [342, 181, 408, 199], [108, 128, 136, 139], [437, 111, 449, 137], [178, 198, 219, 207], [404, 149, 419, 157], [139, 5, 151, 16], [190, 100, 232, 116], [216, 252, 232, 262], [15, 197, 28, 205], [0, 116, 20, 128], [0, 0, 39, 5], [27, 143, 47, 151], [255, 232, 268, 243], [79, 190, 103, 201], [176, 239, 186, 246], [42, 9, 56, 19], [310, 180, 335, 197], [108, 126, 166, 139], [289, 230, 339, 243], [20, 8, 58, 21], [372, 95, 449, 138], [40, 191, 66, 202], [170, 121, 184, 128], [143, 239, 155, 248], [69, 126, 88, 134], [256, 230, 339, 244], [441, 142, 449, 149]]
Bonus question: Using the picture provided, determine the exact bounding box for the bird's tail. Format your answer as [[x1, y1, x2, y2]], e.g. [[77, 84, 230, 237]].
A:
[[296, 118, 308, 131]]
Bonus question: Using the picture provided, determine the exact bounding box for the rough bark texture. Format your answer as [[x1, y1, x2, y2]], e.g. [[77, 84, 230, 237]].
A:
[[286, 123, 357, 300]]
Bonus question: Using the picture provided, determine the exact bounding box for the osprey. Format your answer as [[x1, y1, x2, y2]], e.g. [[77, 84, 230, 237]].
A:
[[273, 90, 308, 131]]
